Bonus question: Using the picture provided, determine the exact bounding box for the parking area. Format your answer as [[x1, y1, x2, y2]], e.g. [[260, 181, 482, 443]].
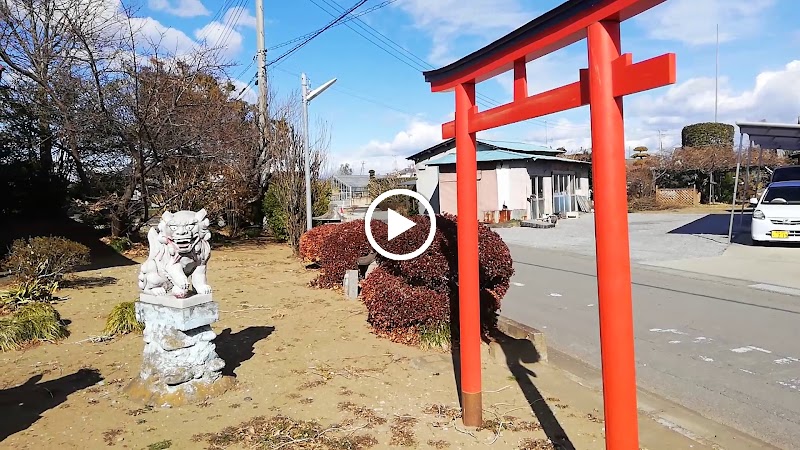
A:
[[495, 213, 731, 264], [495, 211, 800, 289]]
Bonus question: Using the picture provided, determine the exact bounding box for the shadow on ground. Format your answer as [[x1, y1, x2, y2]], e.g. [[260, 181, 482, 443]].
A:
[[495, 333, 575, 449], [215, 326, 275, 377], [0, 218, 137, 271], [449, 323, 574, 448], [668, 212, 752, 236], [0, 368, 103, 441], [60, 276, 119, 289]]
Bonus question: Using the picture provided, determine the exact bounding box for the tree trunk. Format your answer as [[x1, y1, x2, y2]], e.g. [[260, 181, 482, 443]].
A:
[[68, 129, 90, 195], [35, 88, 54, 178]]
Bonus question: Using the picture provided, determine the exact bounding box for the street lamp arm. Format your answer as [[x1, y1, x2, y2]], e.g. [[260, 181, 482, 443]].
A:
[[306, 78, 337, 102]]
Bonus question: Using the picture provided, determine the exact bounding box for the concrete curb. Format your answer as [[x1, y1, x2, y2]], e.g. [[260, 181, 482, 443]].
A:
[[490, 315, 548, 362]]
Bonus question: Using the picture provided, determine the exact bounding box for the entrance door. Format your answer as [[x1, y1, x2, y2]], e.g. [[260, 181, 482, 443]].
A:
[[530, 176, 545, 219], [552, 173, 575, 214]]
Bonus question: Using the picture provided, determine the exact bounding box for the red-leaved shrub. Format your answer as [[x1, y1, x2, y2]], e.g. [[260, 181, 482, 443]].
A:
[[310, 219, 388, 288], [360, 266, 449, 334], [299, 224, 337, 261], [361, 213, 514, 340], [305, 213, 514, 343]]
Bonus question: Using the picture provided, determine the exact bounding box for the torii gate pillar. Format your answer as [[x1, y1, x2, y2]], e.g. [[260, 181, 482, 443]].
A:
[[424, 1, 676, 448]]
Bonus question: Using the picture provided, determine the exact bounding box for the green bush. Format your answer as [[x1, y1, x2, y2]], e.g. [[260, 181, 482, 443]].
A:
[[681, 122, 734, 148], [0, 302, 69, 352], [104, 301, 144, 336], [2, 236, 90, 283], [262, 185, 288, 241], [108, 236, 132, 253], [1, 278, 59, 308]]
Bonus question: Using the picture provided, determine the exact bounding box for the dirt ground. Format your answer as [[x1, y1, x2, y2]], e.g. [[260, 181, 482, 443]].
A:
[[0, 242, 708, 450]]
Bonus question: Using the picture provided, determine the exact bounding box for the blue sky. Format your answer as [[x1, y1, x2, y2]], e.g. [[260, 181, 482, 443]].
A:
[[137, 0, 799, 173]]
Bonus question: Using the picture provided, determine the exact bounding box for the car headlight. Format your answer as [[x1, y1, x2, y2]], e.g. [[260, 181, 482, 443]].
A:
[[753, 209, 765, 220]]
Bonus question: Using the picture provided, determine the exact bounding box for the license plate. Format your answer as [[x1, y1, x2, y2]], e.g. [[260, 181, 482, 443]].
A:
[[771, 231, 789, 238]]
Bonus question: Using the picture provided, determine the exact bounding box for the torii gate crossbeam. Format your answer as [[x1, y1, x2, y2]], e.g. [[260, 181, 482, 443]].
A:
[[423, 1, 676, 449]]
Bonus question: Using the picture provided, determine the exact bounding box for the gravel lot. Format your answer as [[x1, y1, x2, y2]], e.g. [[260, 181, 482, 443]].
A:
[[494, 213, 730, 263]]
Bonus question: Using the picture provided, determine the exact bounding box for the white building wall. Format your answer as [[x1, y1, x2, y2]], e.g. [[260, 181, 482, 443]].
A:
[[414, 161, 440, 214], [495, 162, 511, 209]]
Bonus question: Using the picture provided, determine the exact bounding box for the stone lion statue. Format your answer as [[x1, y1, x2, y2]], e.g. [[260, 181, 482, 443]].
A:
[[138, 208, 212, 297]]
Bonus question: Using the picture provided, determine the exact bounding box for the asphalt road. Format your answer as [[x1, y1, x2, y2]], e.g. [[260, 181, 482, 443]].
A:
[[501, 244, 800, 449]]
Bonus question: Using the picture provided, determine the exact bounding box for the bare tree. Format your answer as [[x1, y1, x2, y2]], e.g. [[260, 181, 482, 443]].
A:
[[267, 95, 329, 254]]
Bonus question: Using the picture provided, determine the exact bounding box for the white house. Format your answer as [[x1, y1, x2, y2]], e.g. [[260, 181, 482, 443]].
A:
[[407, 139, 591, 222]]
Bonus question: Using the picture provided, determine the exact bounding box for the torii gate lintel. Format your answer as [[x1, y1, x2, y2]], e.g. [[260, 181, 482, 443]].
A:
[[441, 51, 676, 138]]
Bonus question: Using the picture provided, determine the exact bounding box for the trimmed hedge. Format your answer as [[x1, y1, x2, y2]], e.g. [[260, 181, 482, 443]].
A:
[[309, 219, 388, 288], [298, 224, 337, 262], [361, 214, 514, 341], [302, 214, 514, 344], [681, 122, 734, 148], [360, 266, 449, 341]]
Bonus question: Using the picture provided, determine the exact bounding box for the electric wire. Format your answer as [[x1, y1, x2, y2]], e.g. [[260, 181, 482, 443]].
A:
[[305, 0, 589, 131], [266, 0, 369, 68], [268, 0, 401, 51]]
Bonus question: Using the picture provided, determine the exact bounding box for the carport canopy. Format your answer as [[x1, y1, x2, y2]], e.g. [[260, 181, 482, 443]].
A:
[[728, 121, 800, 242], [736, 121, 800, 151]]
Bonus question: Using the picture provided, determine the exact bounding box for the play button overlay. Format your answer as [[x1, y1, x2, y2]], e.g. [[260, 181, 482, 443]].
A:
[[387, 209, 416, 241], [365, 188, 436, 261]]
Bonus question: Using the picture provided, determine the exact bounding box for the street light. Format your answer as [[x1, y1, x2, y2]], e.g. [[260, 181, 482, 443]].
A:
[[302, 72, 337, 231]]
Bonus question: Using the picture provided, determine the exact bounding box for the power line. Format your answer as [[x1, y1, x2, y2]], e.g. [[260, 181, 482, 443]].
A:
[[303, 0, 585, 131], [267, 0, 368, 68], [271, 66, 417, 117], [268, 0, 401, 51], [207, 0, 248, 62]]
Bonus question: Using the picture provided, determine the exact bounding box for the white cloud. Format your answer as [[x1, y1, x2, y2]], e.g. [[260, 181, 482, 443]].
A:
[[335, 119, 443, 174], [194, 22, 244, 58], [395, 0, 533, 66], [522, 60, 800, 153], [636, 0, 776, 46], [630, 60, 800, 127], [128, 17, 199, 57], [192, 6, 257, 59], [365, 59, 800, 158], [148, 0, 210, 18], [223, 6, 257, 28]]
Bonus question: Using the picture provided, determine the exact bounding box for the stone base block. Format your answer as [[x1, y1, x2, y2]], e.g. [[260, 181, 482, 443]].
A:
[[494, 316, 547, 362], [124, 374, 236, 408], [135, 300, 218, 331], [139, 293, 213, 308]]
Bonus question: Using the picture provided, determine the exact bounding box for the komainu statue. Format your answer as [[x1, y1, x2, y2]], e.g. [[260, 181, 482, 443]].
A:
[[138, 208, 212, 297]]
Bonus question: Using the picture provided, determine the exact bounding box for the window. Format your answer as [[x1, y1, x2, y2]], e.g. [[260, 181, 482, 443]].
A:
[[763, 186, 800, 204]]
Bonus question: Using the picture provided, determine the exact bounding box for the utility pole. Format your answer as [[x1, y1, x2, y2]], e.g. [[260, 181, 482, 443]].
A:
[[302, 73, 312, 231], [255, 0, 268, 141], [714, 23, 719, 123], [302, 73, 337, 231]]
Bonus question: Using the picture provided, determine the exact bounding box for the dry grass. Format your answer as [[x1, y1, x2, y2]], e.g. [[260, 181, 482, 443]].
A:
[[518, 438, 556, 450], [192, 415, 378, 450], [103, 301, 144, 336], [0, 302, 69, 351], [389, 416, 418, 447]]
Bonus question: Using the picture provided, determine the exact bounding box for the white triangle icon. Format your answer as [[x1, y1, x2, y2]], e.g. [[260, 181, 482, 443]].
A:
[[387, 209, 416, 241]]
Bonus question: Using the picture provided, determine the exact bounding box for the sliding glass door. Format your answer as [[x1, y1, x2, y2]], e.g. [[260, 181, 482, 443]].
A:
[[552, 172, 576, 214]]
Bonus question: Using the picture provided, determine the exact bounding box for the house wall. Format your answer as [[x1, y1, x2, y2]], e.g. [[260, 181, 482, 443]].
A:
[[526, 161, 591, 217], [438, 162, 498, 220], [501, 161, 533, 210], [413, 147, 458, 214]]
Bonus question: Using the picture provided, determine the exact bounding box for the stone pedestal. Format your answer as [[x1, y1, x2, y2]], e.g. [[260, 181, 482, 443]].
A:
[[124, 293, 234, 407]]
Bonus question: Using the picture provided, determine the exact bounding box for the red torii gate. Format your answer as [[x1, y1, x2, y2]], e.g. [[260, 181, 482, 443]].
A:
[[423, 0, 675, 448]]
